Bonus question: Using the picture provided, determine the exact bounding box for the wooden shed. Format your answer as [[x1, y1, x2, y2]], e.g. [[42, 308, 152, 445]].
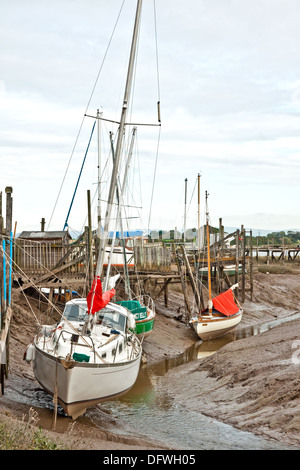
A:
[[15, 230, 72, 276]]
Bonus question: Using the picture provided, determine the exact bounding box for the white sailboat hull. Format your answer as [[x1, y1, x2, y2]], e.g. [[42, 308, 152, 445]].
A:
[[192, 311, 242, 341], [33, 344, 141, 419], [103, 247, 134, 267]]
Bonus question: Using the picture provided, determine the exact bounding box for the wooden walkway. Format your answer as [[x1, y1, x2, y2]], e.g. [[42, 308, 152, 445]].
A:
[[252, 245, 300, 262]]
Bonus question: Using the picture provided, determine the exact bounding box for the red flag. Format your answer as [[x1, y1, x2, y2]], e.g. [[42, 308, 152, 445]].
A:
[[87, 276, 115, 314]]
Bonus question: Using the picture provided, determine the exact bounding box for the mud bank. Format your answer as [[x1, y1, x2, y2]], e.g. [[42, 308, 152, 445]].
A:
[[158, 271, 300, 449], [1, 270, 300, 449]]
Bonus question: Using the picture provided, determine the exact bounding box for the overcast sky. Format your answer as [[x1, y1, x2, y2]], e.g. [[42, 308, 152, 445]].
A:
[[1, 0, 300, 235]]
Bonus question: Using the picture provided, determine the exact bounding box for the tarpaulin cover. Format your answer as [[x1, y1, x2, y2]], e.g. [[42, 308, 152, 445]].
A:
[[212, 288, 240, 316], [87, 276, 115, 315]]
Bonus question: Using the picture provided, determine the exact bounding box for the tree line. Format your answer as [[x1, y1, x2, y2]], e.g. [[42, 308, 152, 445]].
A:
[[248, 231, 300, 246]]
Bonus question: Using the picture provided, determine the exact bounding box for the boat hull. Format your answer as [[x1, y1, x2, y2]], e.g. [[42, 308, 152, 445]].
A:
[[199, 265, 243, 278], [192, 311, 242, 341], [135, 316, 155, 338], [103, 247, 134, 268], [116, 300, 156, 339], [33, 345, 141, 419]]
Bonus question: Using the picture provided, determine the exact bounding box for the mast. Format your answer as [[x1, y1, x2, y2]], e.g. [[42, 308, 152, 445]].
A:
[[97, 108, 102, 238], [197, 173, 200, 254], [119, 127, 137, 300], [104, 127, 136, 296], [205, 190, 213, 316], [184, 178, 187, 246], [95, 0, 143, 278]]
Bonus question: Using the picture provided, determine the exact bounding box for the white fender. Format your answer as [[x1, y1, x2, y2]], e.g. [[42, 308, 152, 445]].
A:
[[25, 344, 35, 362], [127, 312, 136, 330]]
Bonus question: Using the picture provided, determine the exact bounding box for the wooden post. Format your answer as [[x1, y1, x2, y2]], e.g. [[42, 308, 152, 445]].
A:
[[87, 190, 93, 286], [175, 247, 191, 321], [164, 279, 169, 308], [184, 178, 187, 246], [250, 229, 253, 301], [0, 191, 2, 238], [241, 225, 245, 303], [235, 230, 240, 298], [5, 187, 13, 238], [197, 173, 201, 254], [84, 226, 90, 295], [0, 187, 14, 394], [180, 245, 203, 311], [0, 192, 3, 330]]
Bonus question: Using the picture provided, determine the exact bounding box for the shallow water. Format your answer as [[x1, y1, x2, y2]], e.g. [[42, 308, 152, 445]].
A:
[[101, 312, 300, 450], [101, 334, 296, 450], [5, 311, 300, 450]]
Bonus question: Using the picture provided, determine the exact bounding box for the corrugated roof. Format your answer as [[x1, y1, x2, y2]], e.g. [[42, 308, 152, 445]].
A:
[[18, 231, 71, 239]]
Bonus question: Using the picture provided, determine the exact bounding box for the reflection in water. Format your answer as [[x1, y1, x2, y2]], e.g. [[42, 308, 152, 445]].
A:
[[236, 311, 300, 340]]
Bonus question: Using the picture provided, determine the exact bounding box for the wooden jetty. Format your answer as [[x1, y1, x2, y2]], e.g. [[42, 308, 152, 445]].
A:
[[2, 183, 298, 397], [252, 245, 300, 263]]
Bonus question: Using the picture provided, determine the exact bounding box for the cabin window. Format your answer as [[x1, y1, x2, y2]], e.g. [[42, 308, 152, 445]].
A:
[[96, 308, 126, 332], [63, 302, 88, 321]]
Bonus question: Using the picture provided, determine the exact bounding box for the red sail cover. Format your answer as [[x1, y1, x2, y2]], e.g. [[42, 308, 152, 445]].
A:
[[212, 289, 240, 317], [87, 276, 115, 315]]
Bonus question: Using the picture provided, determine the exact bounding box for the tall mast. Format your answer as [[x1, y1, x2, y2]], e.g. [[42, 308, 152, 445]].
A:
[[184, 178, 187, 246], [197, 173, 200, 254], [97, 108, 102, 238], [205, 190, 213, 316], [95, 0, 143, 278]]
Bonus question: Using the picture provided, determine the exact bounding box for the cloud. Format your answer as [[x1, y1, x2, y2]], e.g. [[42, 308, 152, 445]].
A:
[[1, 0, 300, 233]]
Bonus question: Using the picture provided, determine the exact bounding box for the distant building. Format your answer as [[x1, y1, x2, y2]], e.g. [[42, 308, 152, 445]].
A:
[[18, 231, 72, 244]]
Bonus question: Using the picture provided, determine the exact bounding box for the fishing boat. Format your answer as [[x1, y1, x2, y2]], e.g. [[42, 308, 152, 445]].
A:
[[190, 192, 243, 341], [25, 0, 147, 419]]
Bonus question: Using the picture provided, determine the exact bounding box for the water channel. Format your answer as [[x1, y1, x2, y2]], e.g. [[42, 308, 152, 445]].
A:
[[102, 312, 300, 450], [5, 312, 300, 450]]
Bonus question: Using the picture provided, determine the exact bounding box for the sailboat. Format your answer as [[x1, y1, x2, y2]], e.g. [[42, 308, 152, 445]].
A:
[[190, 192, 243, 341], [25, 1, 147, 419], [198, 264, 243, 278], [117, 295, 156, 338], [102, 127, 156, 339]]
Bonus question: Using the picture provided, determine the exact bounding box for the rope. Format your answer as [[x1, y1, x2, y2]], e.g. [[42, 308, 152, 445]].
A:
[[47, 0, 126, 230], [9, 236, 87, 306], [52, 359, 58, 431], [147, 126, 161, 233], [147, 0, 161, 233], [14, 277, 40, 325], [63, 120, 96, 230]]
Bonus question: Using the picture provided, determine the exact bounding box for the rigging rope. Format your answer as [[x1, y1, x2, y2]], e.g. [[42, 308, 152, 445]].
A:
[[63, 120, 96, 231], [147, 0, 161, 233], [47, 0, 126, 230]]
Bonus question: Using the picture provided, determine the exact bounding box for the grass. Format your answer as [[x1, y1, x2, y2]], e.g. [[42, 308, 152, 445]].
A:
[[0, 408, 69, 450], [256, 263, 300, 275]]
